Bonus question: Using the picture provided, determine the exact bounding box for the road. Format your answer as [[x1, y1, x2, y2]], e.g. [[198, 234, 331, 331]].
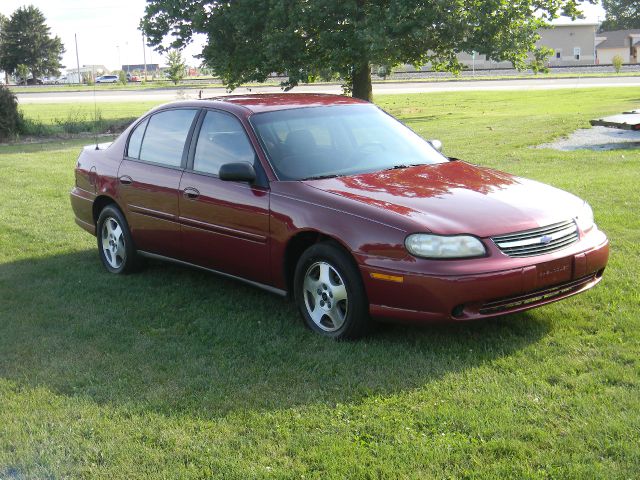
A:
[[16, 76, 640, 104]]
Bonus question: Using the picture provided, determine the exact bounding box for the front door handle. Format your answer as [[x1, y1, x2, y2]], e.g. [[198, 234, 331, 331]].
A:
[[183, 187, 200, 199], [119, 175, 133, 185]]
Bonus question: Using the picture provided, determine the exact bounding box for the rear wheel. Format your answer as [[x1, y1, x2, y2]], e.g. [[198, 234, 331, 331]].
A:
[[294, 242, 370, 339], [96, 205, 138, 274]]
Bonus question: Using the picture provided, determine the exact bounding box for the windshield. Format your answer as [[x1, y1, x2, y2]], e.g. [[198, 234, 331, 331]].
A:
[[250, 104, 447, 180]]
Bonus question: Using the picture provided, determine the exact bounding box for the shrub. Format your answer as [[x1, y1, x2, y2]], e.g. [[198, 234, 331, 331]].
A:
[[529, 47, 553, 74], [82, 72, 94, 86], [0, 86, 23, 141], [612, 55, 624, 74]]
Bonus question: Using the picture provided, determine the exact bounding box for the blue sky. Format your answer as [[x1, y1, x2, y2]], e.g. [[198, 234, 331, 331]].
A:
[[1, 1, 606, 74]]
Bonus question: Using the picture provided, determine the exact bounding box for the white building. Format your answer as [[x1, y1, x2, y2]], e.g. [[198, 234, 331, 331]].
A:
[[455, 20, 600, 69], [596, 30, 640, 64]]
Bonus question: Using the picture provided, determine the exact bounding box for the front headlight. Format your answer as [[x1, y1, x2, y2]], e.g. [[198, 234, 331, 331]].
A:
[[575, 202, 595, 233], [405, 234, 486, 259]]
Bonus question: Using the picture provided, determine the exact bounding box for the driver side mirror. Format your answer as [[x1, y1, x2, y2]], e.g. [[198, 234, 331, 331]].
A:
[[219, 162, 256, 182], [428, 139, 443, 152]]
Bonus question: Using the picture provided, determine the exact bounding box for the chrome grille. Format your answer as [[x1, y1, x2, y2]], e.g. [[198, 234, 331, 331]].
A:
[[492, 220, 579, 258]]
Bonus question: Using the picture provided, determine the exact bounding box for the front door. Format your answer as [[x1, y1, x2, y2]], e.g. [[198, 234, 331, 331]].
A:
[[179, 109, 271, 284]]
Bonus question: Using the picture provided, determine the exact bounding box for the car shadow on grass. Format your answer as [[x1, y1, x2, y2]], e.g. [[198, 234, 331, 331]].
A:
[[0, 250, 551, 419]]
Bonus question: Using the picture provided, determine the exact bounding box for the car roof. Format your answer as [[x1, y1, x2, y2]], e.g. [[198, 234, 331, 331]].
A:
[[149, 94, 371, 120], [166, 93, 367, 115]]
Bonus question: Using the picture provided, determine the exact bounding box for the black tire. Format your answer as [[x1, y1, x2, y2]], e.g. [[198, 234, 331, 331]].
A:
[[96, 204, 139, 274], [293, 242, 370, 340]]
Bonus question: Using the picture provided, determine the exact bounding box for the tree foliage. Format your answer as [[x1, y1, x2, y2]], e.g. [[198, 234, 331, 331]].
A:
[[0, 86, 23, 141], [166, 49, 186, 85], [141, 0, 594, 101], [600, 0, 640, 31], [16, 64, 29, 85], [530, 47, 554, 74], [0, 5, 65, 80]]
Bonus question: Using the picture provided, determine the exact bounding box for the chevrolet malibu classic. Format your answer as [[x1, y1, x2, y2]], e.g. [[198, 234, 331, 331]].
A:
[[70, 94, 609, 339]]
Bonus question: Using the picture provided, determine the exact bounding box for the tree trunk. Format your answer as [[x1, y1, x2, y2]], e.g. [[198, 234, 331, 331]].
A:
[[351, 62, 372, 102]]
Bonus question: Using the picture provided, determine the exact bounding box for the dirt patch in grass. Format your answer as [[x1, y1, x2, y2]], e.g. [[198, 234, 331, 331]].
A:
[[537, 125, 640, 151]]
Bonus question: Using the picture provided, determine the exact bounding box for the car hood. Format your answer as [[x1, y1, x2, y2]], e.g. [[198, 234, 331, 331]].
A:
[[302, 161, 584, 237]]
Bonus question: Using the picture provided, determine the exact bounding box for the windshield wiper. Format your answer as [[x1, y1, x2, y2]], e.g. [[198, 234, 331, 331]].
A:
[[384, 163, 424, 171], [302, 174, 342, 181]]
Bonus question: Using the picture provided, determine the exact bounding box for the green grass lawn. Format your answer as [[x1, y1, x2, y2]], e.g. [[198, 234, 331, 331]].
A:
[[16, 103, 158, 138], [1, 89, 639, 479]]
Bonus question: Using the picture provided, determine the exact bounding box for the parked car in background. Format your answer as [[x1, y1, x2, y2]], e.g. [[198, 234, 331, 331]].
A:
[[96, 75, 119, 84], [23, 77, 44, 85], [44, 76, 68, 85], [70, 94, 609, 339], [126, 73, 141, 82]]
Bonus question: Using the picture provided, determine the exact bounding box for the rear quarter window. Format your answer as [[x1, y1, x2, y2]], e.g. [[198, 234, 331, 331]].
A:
[[126, 118, 148, 159]]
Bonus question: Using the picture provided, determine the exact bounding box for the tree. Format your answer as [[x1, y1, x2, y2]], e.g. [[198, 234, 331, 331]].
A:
[[166, 49, 186, 85], [141, 0, 593, 102], [600, 0, 640, 31], [0, 5, 65, 81]]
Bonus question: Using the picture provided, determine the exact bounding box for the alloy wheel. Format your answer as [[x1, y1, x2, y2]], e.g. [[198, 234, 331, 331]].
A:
[[302, 261, 349, 332], [101, 216, 126, 269]]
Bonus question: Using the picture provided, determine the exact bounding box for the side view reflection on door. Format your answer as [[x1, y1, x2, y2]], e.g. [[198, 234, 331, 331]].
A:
[[178, 109, 271, 284]]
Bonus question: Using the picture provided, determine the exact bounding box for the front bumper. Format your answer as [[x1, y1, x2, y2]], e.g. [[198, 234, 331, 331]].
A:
[[362, 229, 609, 323]]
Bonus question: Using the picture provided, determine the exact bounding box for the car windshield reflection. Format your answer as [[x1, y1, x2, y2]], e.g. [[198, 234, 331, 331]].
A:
[[250, 105, 448, 181]]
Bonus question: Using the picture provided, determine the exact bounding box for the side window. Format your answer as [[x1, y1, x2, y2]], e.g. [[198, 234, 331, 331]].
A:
[[139, 109, 198, 167], [193, 110, 255, 175], [126, 118, 148, 159]]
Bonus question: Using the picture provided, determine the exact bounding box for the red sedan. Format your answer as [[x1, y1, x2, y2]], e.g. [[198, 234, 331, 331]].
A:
[[70, 94, 609, 339]]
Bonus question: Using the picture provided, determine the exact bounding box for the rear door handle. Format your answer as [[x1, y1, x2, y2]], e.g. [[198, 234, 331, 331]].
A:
[[119, 175, 133, 185], [183, 187, 200, 199]]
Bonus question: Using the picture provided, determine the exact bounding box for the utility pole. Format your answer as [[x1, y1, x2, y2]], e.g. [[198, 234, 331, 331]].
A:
[[472, 51, 476, 77], [75, 33, 81, 84], [142, 34, 148, 81]]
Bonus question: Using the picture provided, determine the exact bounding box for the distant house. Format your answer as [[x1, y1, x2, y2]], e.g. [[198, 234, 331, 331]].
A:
[[596, 30, 640, 64], [454, 20, 599, 69], [538, 20, 599, 66], [64, 65, 109, 83]]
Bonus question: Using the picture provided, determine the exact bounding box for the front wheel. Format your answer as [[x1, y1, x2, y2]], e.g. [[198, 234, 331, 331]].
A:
[[96, 204, 138, 274], [294, 242, 370, 340]]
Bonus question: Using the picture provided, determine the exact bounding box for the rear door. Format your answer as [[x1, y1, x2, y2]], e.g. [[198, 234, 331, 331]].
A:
[[118, 108, 199, 258], [178, 109, 271, 284]]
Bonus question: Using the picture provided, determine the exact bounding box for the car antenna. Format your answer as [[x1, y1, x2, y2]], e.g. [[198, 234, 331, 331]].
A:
[[93, 64, 99, 150]]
